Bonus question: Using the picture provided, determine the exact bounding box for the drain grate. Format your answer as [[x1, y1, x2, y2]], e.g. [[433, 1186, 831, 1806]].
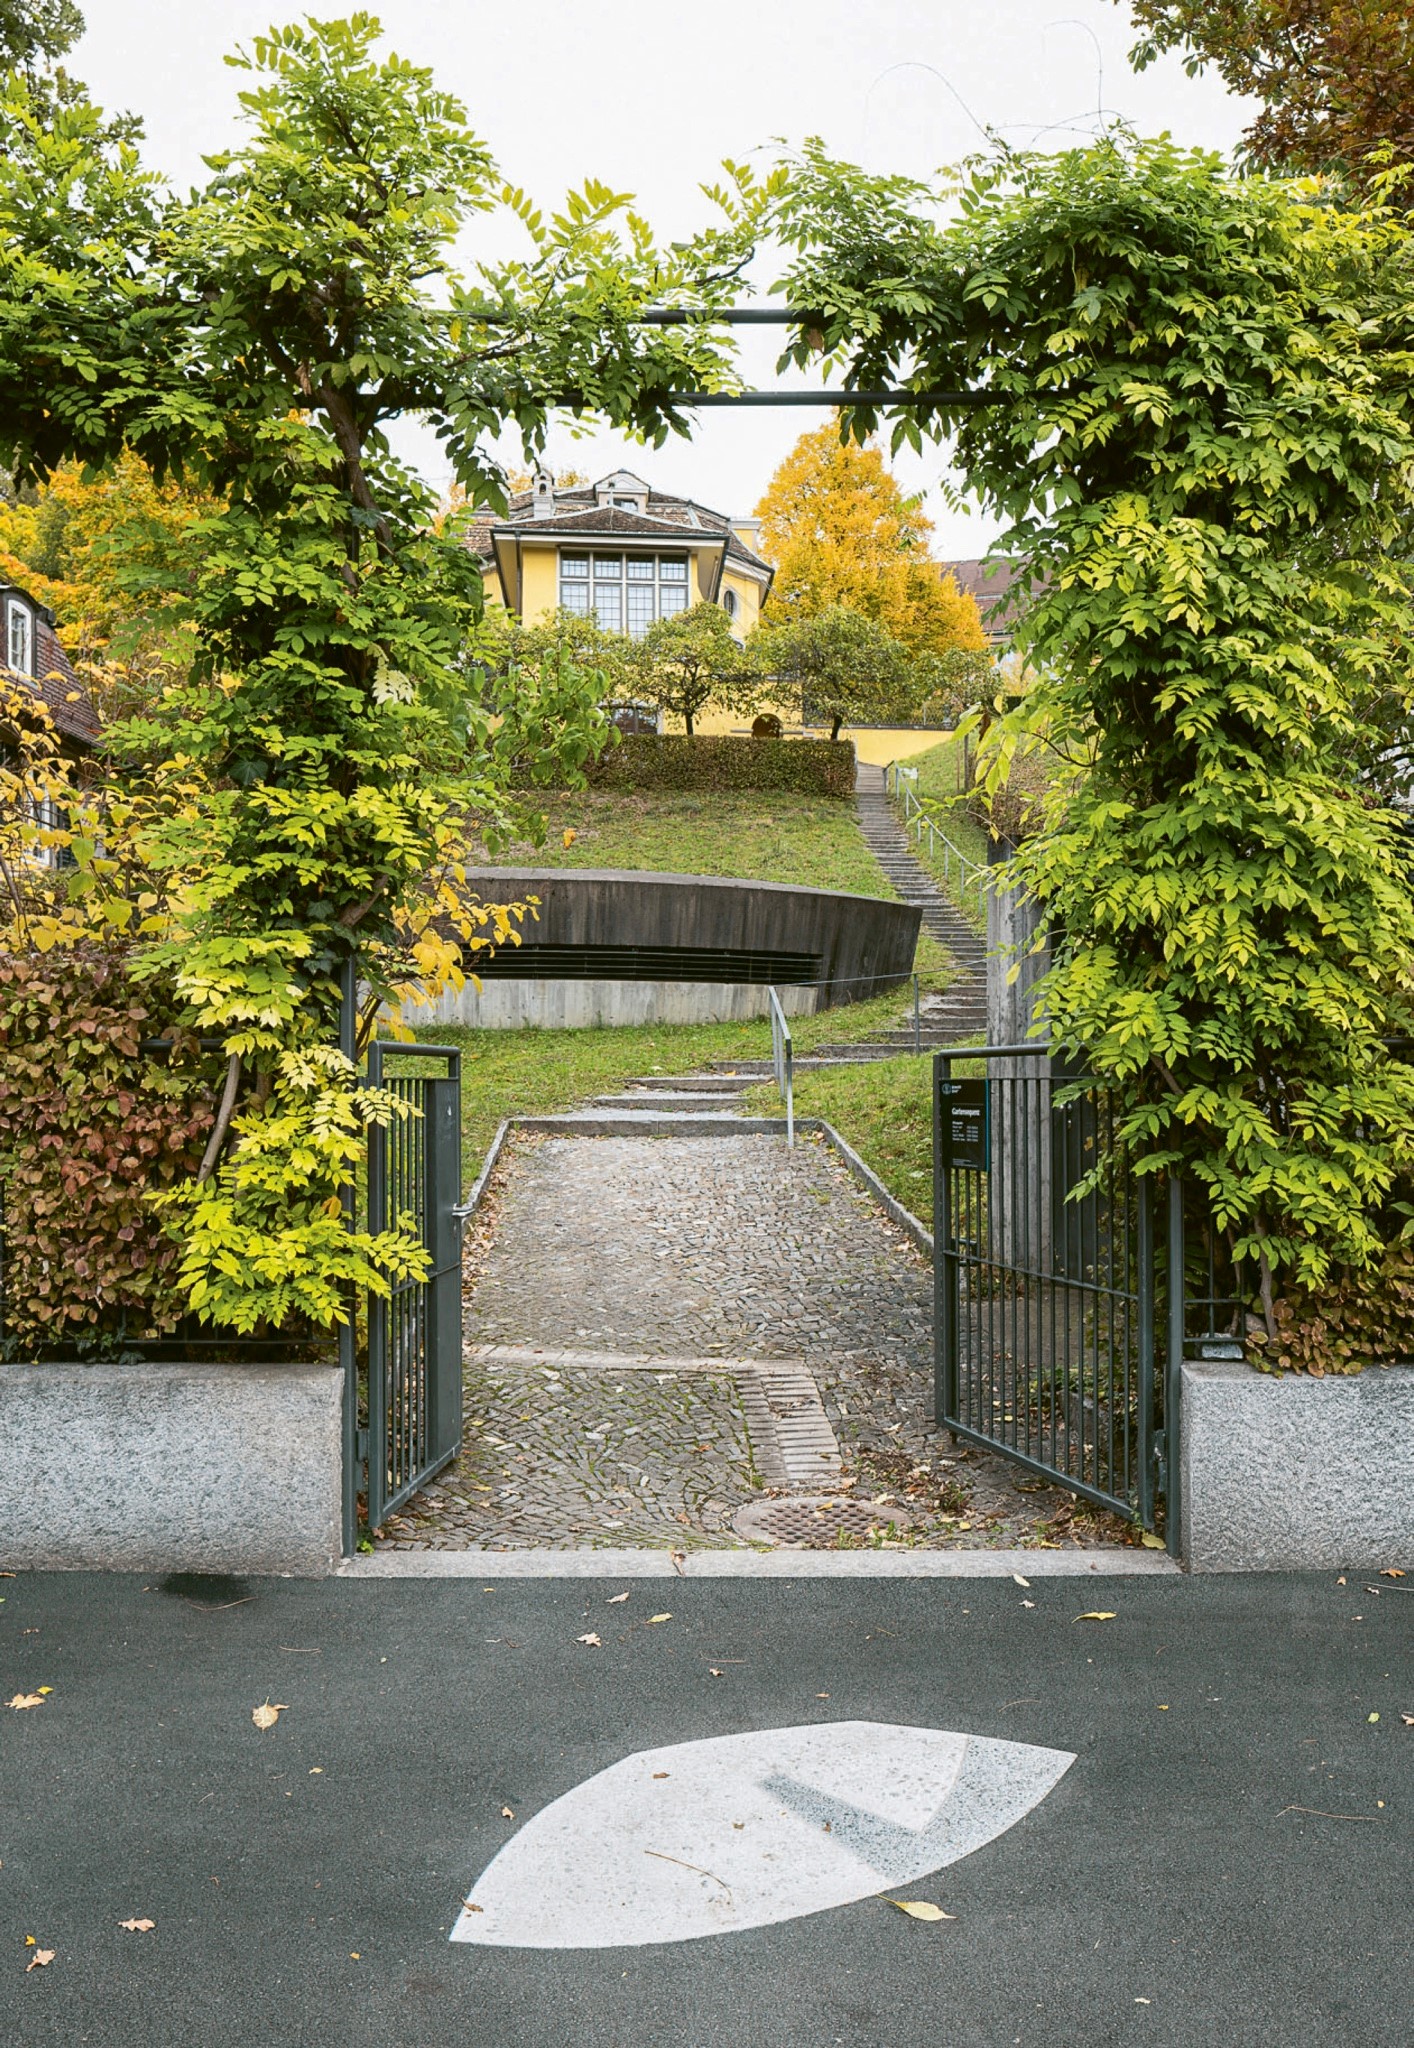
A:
[[733, 1495, 914, 1547]]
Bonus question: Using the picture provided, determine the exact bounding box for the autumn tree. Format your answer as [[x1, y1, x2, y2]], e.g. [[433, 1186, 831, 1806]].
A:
[[755, 425, 986, 655], [0, 451, 221, 715], [636, 601, 758, 735], [1123, 0, 1414, 183]]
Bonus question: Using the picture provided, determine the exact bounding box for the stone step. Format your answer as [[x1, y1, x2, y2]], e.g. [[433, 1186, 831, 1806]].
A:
[[623, 1073, 752, 1093], [591, 1090, 748, 1109], [515, 1111, 786, 1136]]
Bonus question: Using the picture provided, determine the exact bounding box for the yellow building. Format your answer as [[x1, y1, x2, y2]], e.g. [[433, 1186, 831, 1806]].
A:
[[474, 468, 772, 642]]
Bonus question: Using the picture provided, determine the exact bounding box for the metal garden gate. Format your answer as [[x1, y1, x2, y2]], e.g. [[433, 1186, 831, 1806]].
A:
[[344, 1041, 464, 1540], [933, 1042, 1175, 1538]]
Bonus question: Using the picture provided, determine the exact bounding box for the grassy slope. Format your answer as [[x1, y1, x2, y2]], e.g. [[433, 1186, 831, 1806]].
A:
[[486, 790, 894, 898], [747, 1055, 935, 1229], [896, 736, 990, 928], [437, 787, 962, 1176]]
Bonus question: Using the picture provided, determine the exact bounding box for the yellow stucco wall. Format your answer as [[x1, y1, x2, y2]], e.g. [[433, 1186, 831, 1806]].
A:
[[677, 711, 954, 763]]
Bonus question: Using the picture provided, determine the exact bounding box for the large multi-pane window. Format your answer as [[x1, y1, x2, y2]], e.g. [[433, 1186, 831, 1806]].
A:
[[559, 552, 689, 638]]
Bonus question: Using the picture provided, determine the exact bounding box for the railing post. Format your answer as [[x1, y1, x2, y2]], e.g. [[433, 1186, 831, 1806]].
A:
[[913, 973, 921, 1053], [933, 1051, 959, 1432]]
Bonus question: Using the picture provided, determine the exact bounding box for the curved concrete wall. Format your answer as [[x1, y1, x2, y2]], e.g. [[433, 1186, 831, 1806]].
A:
[[405, 868, 919, 1030]]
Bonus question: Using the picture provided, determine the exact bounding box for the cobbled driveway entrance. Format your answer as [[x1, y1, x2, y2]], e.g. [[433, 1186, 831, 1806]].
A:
[[372, 1132, 1134, 1554]]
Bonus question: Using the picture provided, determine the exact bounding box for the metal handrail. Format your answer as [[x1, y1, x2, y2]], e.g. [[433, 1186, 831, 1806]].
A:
[[884, 760, 989, 925], [768, 987, 794, 1147]]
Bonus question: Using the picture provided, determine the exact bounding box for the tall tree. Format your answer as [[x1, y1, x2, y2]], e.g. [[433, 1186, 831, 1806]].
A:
[[636, 602, 758, 736], [769, 136, 1414, 1335], [755, 425, 986, 655], [756, 605, 911, 739], [1123, 0, 1414, 182], [0, 13, 763, 1334]]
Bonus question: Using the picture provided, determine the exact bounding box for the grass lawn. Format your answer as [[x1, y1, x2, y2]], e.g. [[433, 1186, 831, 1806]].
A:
[[433, 782, 962, 1181], [746, 1053, 935, 1228], [432, 989, 944, 1184], [483, 790, 892, 899]]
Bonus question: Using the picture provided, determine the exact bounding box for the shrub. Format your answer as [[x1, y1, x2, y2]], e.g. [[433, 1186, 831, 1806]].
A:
[[579, 735, 855, 797], [0, 950, 219, 1356]]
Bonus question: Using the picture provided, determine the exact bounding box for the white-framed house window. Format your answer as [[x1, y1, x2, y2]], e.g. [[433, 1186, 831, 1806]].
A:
[[558, 552, 690, 638], [6, 597, 33, 677]]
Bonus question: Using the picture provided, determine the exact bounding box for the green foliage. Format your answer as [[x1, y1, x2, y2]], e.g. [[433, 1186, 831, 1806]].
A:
[[756, 605, 912, 739], [771, 135, 1414, 1330], [574, 734, 855, 797], [149, 1046, 430, 1335], [0, 949, 217, 1356], [1123, 0, 1414, 184], [635, 601, 759, 736], [0, 0, 82, 73], [0, 14, 769, 1337]]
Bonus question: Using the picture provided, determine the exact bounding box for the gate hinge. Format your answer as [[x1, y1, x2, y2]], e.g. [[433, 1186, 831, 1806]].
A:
[[1152, 1428, 1166, 1481]]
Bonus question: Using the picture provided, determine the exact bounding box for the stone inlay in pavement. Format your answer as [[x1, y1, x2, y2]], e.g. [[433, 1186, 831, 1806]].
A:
[[375, 1131, 1136, 1552], [451, 1721, 1075, 1948]]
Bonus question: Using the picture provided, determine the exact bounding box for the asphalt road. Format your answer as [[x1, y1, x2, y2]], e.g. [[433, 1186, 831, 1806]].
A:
[[1, 1570, 1409, 2048]]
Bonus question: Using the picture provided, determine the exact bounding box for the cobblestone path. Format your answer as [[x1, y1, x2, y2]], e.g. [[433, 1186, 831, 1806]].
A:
[[375, 1131, 1132, 1553]]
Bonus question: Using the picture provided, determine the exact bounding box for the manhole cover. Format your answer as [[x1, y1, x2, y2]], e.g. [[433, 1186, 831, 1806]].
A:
[[733, 1495, 915, 1547]]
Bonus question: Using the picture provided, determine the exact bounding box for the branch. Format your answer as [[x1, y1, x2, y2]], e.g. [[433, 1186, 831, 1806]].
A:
[[195, 1052, 242, 1185]]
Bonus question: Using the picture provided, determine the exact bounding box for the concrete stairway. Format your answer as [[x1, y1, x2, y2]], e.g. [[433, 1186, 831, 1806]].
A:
[[717, 765, 990, 1075]]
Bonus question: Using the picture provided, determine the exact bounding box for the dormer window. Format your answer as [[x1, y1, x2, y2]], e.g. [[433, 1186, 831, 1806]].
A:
[[6, 597, 33, 677], [593, 470, 650, 515]]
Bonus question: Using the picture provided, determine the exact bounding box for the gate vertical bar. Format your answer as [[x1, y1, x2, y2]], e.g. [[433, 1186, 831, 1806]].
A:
[[1136, 1176, 1156, 1527], [338, 954, 359, 1558], [424, 1061, 463, 1464], [933, 1052, 959, 1432], [1165, 1176, 1185, 1559]]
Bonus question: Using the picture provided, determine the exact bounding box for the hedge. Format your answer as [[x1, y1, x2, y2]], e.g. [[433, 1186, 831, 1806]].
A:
[[0, 949, 219, 1357], [577, 735, 856, 797]]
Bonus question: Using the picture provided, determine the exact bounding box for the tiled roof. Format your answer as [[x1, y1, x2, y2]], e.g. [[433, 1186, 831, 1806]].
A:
[[0, 590, 102, 748], [947, 558, 1023, 640], [475, 484, 772, 575]]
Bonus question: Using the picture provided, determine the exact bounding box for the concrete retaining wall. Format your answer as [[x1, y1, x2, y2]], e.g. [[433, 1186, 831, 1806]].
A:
[[1179, 1360, 1414, 1571], [405, 977, 822, 1030], [0, 1360, 344, 1574]]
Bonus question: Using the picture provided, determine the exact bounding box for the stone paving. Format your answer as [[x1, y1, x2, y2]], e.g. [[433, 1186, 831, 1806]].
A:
[[375, 1131, 1133, 1552]]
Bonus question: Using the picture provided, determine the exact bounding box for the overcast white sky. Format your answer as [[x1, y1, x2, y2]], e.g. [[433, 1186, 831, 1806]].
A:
[[72, 1, 1253, 556]]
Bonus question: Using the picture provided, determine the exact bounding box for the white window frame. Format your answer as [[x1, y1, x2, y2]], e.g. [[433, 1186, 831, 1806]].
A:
[[6, 597, 33, 677], [557, 552, 691, 638]]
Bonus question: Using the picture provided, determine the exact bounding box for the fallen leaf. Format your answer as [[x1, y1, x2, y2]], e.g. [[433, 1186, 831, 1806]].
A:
[[350, 1952, 360, 1960], [1367, 1712, 1380, 1723], [1139, 1532, 1166, 1550], [36, 1686, 52, 1696], [883, 1900, 954, 1922], [251, 1700, 288, 1730], [646, 1613, 672, 1625], [1022, 1599, 1036, 1609], [1076, 1612, 1116, 1623], [1381, 1568, 1406, 1579], [576, 1632, 602, 1647], [461, 1901, 484, 1913], [607, 1592, 630, 1604], [501, 1806, 515, 1819], [25, 1949, 55, 1971], [1336, 1576, 1346, 1585], [816, 1692, 831, 1699], [561, 828, 576, 847], [708, 1668, 723, 1677], [1012, 1574, 1030, 1588], [7, 1694, 45, 1710], [652, 1772, 669, 1780], [118, 1919, 154, 1933]]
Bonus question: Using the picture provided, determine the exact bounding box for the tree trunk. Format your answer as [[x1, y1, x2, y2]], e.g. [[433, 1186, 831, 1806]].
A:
[[830, 714, 843, 740]]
